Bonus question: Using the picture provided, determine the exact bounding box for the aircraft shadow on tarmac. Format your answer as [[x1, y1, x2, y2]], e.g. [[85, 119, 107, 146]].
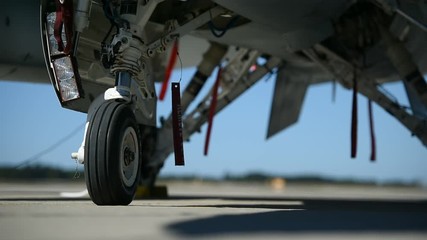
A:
[[2, 194, 427, 235], [165, 196, 427, 236]]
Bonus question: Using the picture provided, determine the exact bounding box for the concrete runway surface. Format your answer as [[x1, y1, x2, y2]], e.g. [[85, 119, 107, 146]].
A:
[[0, 180, 426, 240]]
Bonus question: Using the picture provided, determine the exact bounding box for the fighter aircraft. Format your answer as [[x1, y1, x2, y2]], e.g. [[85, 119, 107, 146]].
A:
[[1, 0, 426, 205]]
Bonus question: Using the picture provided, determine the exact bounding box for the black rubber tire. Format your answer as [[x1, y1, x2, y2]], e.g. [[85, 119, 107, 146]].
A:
[[85, 101, 141, 205]]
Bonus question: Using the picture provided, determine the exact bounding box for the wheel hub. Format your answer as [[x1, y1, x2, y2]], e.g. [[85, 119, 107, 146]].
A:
[[123, 147, 135, 166], [120, 126, 139, 187]]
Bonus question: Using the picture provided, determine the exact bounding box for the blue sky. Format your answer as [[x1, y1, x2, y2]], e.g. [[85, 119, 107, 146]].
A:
[[1, 68, 426, 185]]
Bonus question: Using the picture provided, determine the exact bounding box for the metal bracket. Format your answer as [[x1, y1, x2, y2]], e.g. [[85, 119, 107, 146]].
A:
[[183, 54, 281, 141], [136, 0, 165, 31], [184, 49, 260, 124], [145, 6, 227, 57], [371, 0, 427, 33]]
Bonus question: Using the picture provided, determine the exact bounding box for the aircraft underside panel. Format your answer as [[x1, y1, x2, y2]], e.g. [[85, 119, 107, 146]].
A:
[[267, 67, 310, 139], [0, 0, 46, 83]]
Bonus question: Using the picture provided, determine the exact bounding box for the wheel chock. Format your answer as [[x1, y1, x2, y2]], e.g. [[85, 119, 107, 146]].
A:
[[135, 186, 168, 199]]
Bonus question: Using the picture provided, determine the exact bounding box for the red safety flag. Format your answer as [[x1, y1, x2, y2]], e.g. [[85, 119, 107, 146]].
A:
[[368, 100, 376, 161], [159, 40, 179, 101], [204, 67, 222, 156], [54, 0, 74, 54], [351, 75, 358, 158], [171, 82, 185, 166]]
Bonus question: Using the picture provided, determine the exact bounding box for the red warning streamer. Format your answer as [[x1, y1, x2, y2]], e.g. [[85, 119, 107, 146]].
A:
[[54, 0, 74, 54], [351, 75, 358, 158], [171, 82, 185, 166], [368, 100, 376, 161], [204, 67, 222, 156], [159, 40, 179, 101]]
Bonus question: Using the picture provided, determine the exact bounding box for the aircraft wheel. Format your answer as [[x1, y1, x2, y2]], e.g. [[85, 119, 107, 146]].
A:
[[85, 101, 141, 205]]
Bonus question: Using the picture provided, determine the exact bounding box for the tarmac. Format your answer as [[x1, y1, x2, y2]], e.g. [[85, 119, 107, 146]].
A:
[[1, 180, 426, 240]]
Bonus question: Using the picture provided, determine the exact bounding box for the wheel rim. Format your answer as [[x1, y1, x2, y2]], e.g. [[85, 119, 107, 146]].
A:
[[120, 126, 139, 188]]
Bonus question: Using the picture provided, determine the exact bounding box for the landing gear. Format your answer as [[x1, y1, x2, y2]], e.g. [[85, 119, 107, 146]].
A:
[[63, 1, 232, 204], [84, 100, 141, 205]]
